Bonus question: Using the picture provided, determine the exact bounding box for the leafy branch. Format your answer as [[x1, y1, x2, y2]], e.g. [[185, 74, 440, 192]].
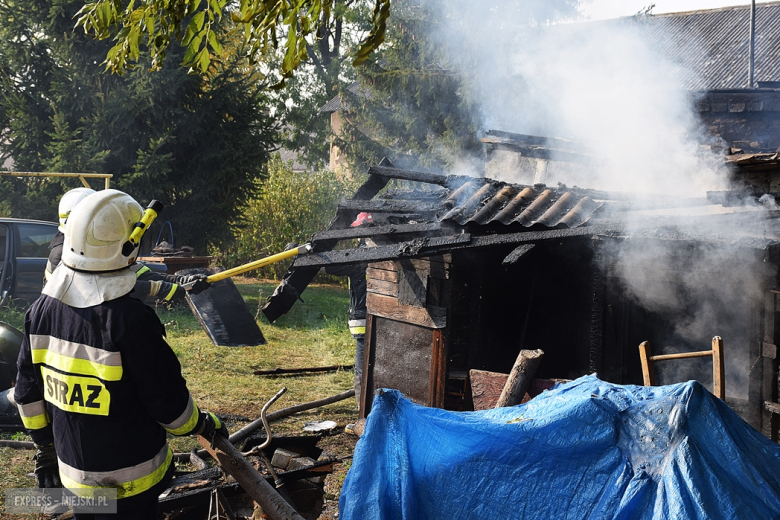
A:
[[75, 0, 392, 81]]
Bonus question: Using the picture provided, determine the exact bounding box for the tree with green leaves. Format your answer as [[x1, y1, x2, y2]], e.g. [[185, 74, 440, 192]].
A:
[[0, 0, 277, 253], [75, 0, 391, 82], [267, 0, 378, 169]]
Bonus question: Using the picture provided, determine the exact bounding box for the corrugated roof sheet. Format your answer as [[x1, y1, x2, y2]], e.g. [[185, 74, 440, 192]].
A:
[[437, 178, 602, 229], [363, 166, 722, 230], [632, 2, 780, 90]]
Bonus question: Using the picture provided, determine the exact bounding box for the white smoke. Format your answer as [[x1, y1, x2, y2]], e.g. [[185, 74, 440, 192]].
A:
[[423, 1, 766, 399]]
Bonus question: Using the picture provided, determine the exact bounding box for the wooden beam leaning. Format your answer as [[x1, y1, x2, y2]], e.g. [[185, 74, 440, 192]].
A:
[[712, 336, 726, 400], [639, 341, 655, 386], [197, 435, 305, 520], [495, 349, 544, 408]]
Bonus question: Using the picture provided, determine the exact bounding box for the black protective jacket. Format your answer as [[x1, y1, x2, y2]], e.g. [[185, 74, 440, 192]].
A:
[[15, 294, 204, 510]]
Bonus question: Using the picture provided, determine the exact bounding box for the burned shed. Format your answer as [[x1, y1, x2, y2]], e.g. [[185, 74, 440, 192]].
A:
[[262, 162, 780, 441]]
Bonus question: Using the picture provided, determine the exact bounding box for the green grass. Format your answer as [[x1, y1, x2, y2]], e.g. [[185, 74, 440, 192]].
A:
[[0, 278, 358, 518]]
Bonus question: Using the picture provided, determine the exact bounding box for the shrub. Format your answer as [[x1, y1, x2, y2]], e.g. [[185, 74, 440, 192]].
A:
[[216, 154, 360, 280]]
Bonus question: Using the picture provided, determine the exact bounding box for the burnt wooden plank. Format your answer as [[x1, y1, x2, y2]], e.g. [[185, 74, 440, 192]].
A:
[[398, 269, 427, 308], [295, 225, 626, 268], [430, 329, 446, 408], [371, 257, 451, 279], [366, 278, 398, 297], [359, 315, 376, 418], [367, 165, 451, 186], [311, 222, 442, 243], [366, 292, 446, 329], [294, 235, 470, 268], [749, 298, 764, 430], [483, 140, 593, 164], [366, 267, 399, 283], [370, 318, 435, 407], [502, 244, 535, 265], [470, 370, 509, 411], [338, 199, 443, 213], [589, 240, 606, 375], [426, 277, 450, 307], [763, 291, 777, 437]]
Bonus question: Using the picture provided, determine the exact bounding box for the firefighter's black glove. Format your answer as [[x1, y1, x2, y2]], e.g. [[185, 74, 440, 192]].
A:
[[198, 412, 229, 441], [33, 444, 61, 488], [179, 274, 209, 295]]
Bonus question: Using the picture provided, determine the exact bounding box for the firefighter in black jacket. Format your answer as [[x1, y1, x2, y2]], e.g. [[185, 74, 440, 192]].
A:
[[44, 188, 209, 302], [16, 189, 226, 519], [324, 212, 371, 408]]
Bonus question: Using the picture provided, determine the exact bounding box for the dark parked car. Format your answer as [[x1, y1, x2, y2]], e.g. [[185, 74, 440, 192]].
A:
[[0, 218, 58, 306]]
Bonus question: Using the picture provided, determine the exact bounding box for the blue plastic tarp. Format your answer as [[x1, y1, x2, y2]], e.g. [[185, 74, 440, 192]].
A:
[[339, 375, 780, 519]]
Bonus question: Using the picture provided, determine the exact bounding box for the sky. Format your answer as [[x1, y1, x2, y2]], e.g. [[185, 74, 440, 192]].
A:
[[580, 0, 773, 20]]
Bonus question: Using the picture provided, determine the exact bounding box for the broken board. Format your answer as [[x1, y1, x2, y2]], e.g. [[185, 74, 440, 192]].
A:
[[468, 370, 565, 410], [178, 267, 266, 347]]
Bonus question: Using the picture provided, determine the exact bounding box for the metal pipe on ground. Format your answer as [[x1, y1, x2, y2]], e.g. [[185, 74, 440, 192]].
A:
[[230, 389, 356, 445], [173, 389, 356, 462], [197, 434, 305, 520]]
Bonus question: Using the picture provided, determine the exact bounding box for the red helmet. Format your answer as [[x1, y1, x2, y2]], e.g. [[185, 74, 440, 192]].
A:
[[351, 212, 374, 227]]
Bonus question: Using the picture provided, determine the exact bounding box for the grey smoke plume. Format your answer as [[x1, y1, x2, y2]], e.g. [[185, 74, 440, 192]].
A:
[[424, 1, 766, 398]]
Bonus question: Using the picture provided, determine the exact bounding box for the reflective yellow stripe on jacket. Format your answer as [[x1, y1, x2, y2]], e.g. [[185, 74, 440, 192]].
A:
[[135, 265, 151, 277], [164, 284, 178, 301], [18, 400, 50, 430], [348, 319, 366, 335], [30, 335, 123, 381], [58, 443, 172, 499], [159, 394, 200, 435]]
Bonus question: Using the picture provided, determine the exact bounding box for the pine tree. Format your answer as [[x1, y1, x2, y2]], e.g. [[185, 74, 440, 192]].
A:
[[0, 0, 277, 253]]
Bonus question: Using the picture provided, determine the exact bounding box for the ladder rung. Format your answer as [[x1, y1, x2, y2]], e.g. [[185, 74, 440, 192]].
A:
[[649, 350, 713, 362]]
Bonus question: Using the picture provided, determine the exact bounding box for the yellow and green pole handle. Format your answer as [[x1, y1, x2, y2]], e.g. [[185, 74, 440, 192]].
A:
[[181, 244, 312, 290], [122, 200, 164, 257]]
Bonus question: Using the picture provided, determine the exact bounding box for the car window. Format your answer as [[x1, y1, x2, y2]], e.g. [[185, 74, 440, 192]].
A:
[[17, 224, 56, 258]]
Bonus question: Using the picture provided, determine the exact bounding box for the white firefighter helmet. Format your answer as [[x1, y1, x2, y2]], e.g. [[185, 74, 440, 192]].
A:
[[57, 187, 96, 233], [43, 189, 142, 307]]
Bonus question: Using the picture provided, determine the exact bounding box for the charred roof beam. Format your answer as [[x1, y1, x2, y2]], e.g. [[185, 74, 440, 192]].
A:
[[338, 199, 444, 213], [367, 165, 451, 186], [311, 222, 445, 244], [294, 224, 625, 268]]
